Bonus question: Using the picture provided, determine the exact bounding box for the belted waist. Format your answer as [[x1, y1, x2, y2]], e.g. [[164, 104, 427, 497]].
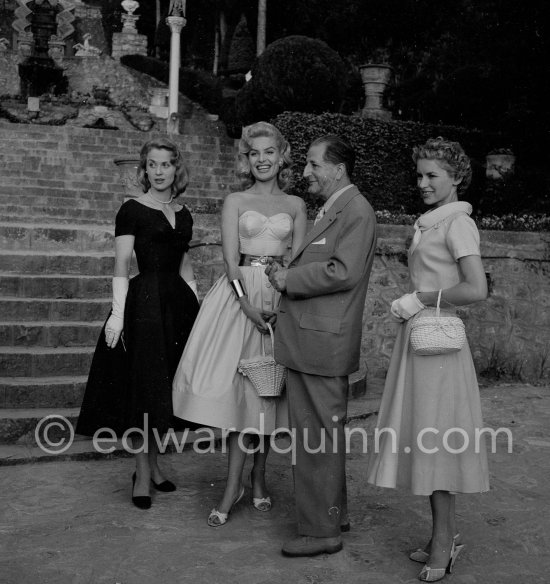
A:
[[239, 254, 284, 267]]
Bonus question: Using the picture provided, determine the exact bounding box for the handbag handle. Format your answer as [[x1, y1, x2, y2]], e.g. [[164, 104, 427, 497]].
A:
[[261, 322, 276, 359], [435, 289, 443, 317]]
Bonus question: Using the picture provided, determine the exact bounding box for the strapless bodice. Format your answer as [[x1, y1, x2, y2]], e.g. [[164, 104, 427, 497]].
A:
[[238, 210, 293, 256]]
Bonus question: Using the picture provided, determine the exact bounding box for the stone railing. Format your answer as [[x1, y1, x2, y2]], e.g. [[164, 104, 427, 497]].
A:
[[189, 214, 550, 383]]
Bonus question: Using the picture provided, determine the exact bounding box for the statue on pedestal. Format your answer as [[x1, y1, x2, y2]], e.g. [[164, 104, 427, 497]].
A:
[[73, 32, 101, 57]]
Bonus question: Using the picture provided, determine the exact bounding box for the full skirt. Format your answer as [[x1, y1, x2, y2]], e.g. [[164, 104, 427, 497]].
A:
[[366, 310, 490, 495], [76, 272, 199, 437], [172, 266, 288, 434]]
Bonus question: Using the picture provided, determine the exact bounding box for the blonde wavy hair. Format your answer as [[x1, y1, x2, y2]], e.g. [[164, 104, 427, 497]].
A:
[[137, 137, 189, 197], [237, 121, 293, 190], [412, 136, 472, 196]]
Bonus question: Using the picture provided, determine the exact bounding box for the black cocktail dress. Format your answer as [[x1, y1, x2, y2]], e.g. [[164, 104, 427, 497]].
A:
[[77, 199, 199, 437]]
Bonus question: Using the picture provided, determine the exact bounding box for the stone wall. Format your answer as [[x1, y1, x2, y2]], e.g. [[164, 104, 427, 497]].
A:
[[189, 217, 550, 383], [0, 120, 240, 206], [0, 51, 20, 96], [63, 54, 151, 108], [111, 31, 147, 61]]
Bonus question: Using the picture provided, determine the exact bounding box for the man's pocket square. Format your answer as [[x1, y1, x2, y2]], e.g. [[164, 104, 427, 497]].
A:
[[312, 238, 326, 245]]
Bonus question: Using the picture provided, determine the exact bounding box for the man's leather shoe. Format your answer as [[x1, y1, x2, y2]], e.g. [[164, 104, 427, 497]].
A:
[[282, 536, 343, 557]]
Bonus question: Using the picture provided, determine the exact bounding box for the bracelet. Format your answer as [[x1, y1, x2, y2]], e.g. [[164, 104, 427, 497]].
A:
[[230, 279, 246, 298]]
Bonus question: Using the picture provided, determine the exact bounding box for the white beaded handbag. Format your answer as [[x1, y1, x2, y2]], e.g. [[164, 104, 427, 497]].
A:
[[238, 323, 287, 397], [409, 290, 466, 356]]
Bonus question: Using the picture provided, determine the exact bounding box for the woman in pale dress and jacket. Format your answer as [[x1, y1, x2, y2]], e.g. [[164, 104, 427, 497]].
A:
[[173, 122, 307, 526], [367, 137, 489, 582]]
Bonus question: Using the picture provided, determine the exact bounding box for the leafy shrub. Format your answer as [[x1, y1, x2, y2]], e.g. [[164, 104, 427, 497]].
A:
[[271, 111, 550, 229], [121, 55, 169, 83], [235, 36, 349, 126], [120, 55, 223, 114], [477, 168, 550, 216]]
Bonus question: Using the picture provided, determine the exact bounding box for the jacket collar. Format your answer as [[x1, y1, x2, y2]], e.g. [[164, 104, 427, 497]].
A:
[[291, 185, 361, 261]]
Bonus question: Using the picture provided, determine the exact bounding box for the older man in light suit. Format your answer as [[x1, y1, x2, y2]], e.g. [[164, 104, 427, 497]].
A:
[[266, 135, 377, 557]]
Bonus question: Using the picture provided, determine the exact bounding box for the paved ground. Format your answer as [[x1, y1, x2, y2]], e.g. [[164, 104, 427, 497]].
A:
[[1, 381, 550, 584]]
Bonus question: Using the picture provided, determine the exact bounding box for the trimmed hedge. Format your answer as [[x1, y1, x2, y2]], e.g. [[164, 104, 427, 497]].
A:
[[271, 111, 550, 218]]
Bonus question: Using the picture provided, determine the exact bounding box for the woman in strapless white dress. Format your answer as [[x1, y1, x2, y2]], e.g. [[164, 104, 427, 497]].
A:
[[172, 122, 307, 526]]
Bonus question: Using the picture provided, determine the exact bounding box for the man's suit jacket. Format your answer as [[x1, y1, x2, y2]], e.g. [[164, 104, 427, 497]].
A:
[[274, 186, 377, 377]]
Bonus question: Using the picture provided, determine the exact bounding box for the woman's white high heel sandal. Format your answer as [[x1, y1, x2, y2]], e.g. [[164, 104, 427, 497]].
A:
[[207, 486, 245, 527]]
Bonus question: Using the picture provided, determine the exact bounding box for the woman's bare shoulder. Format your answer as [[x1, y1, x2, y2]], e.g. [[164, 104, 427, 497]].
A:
[[285, 193, 306, 213]]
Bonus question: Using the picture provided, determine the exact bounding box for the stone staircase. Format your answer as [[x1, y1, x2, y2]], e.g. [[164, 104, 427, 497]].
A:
[[0, 120, 234, 461]]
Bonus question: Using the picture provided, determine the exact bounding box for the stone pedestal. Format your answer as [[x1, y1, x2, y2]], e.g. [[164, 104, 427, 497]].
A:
[[113, 156, 141, 199], [121, 14, 139, 33], [359, 64, 393, 120], [111, 31, 147, 60], [149, 88, 169, 119]]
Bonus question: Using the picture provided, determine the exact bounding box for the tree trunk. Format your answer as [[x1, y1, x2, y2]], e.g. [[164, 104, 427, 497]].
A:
[[256, 0, 266, 56], [155, 0, 161, 57], [213, 10, 221, 75]]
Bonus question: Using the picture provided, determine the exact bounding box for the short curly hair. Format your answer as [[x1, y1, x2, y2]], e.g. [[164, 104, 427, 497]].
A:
[[138, 137, 189, 197], [237, 121, 293, 190], [412, 136, 472, 196]]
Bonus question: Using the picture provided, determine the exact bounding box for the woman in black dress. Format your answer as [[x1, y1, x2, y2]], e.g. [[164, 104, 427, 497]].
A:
[[76, 137, 200, 509]]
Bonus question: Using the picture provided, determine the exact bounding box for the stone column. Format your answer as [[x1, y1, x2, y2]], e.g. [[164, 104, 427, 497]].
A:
[[166, 15, 186, 133]]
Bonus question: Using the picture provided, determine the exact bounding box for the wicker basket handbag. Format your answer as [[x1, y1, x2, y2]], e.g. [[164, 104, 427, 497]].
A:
[[409, 289, 466, 356], [238, 323, 287, 397]]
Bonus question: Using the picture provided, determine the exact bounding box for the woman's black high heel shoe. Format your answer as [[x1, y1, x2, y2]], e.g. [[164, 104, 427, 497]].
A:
[[132, 472, 152, 510], [151, 478, 176, 492]]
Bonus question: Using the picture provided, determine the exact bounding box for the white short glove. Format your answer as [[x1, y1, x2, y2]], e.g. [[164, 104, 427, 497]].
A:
[[391, 292, 425, 321], [186, 279, 199, 300], [105, 277, 128, 348]]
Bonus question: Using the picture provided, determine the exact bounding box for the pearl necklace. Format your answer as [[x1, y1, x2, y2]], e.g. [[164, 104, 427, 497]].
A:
[[144, 191, 175, 208]]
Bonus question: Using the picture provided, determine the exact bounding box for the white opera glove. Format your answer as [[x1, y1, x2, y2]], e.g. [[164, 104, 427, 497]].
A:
[[105, 276, 128, 348], [186, 279, 199, 300], [390, 291, 425, 321]]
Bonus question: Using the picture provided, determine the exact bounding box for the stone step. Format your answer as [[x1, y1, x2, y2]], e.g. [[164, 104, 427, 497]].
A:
[[0, 376, 86, 408], [0, 389, 380, 454], [0, 274, 111, 299], [0, 346, 94, 378], [0, 407, 82, 445], [0, 222, 114, 252], [0, 297, 110, 321], [0, 250, 114, 275], [0, 321, 103, 348]]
